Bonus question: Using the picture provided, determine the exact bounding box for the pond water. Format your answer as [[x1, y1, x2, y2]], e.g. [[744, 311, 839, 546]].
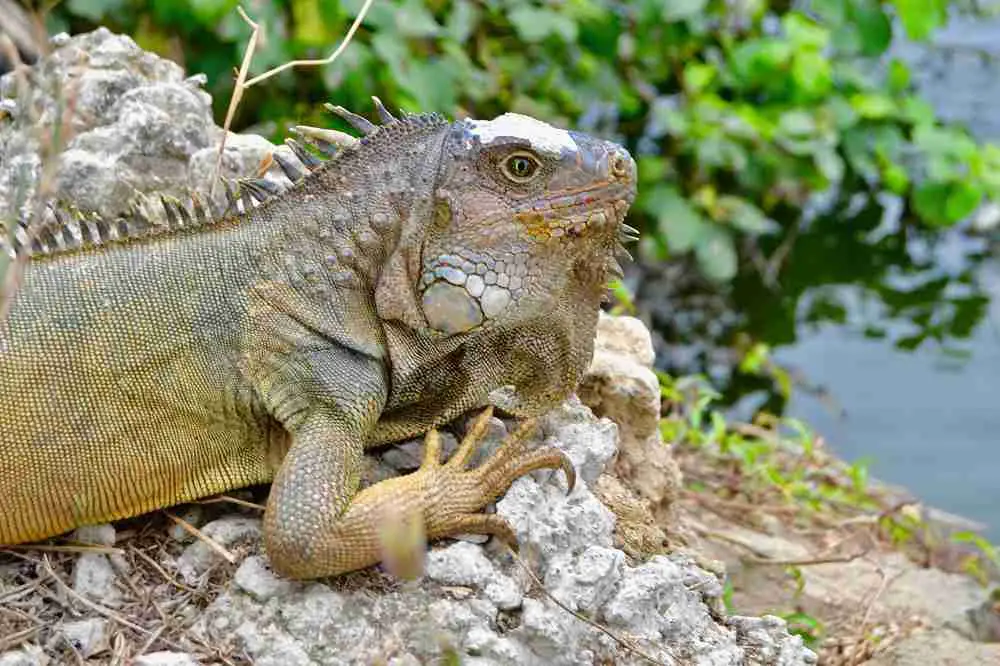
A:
[[776, 12, 1000, 539]]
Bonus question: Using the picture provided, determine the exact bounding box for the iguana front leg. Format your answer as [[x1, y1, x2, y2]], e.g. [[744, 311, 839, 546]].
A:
[[261, 354, 573, 580]]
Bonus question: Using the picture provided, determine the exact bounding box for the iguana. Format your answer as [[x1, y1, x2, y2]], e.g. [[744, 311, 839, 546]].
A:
[[0, 100, 637, 579]]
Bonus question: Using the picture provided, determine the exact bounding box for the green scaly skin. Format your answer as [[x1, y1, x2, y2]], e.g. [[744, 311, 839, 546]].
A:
[[0, 105, 636, 579]]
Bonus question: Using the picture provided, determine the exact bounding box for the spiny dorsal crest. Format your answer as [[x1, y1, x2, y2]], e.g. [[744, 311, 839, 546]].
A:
[[0, 97, 447, 260]]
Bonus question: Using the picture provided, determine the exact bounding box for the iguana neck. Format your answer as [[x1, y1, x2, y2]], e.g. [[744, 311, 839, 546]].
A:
[[248, 121, 450, 308]]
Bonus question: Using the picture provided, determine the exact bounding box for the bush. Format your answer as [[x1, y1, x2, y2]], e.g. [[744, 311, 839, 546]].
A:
[[40, 0, 999, 360]]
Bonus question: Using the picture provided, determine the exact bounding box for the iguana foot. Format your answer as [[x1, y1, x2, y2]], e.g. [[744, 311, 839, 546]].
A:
[[413, 406, 576, 551], [265, 406, 575, 579]]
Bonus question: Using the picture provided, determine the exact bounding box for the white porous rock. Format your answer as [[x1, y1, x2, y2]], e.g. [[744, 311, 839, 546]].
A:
[[580, 312, 683, 515], [70, 524, 122, 608], [425, 541, 523, 610], [175, 515, 261, 584], [0, 646, 48, 666], [188, 399, 814, 665], [56, 618, 110, 658], [233, 555, 298, 602]]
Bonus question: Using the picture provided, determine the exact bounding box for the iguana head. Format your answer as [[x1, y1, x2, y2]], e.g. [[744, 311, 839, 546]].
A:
[[380, 112, 636, 338], [370, 110, 637, 417]]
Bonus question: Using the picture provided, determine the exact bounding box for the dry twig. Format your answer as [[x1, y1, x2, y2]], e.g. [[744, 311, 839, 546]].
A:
[[164, 511, 237, 564], [210, 0, 376, 195]]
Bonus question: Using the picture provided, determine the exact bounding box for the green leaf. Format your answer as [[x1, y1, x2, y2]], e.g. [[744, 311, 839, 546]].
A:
[[662, 0, 709, 22], [394, 0, 442, 38], [888, 59, 911, 92], [445, 0, 480, 43], [814, 147, 845, 185], [782, 13, 830, 50], [894, 0, 947, 41], [684, 63, 716, 93], [851, 1, 892, 56], [641, 186, 710, 253], [508, 7, 578, 42], [717, 196, 779, 234], [901, 97, 936, 126], [695, 226, 739, 282], [291, 0, 326, 46], [945, 182, 983, 223], [913, 182, 952, 227], [729, 39, 794, 87], [637, 156, 671, 183], [791, 52, 832, 99], [850, 93, 896, 119], [882, 163, 910, 194], [400, 60, 459, 111], [778, 110, 817, 137]]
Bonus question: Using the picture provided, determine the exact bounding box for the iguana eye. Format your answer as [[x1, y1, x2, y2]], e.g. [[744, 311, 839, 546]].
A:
[[501, 152, 541, 183]]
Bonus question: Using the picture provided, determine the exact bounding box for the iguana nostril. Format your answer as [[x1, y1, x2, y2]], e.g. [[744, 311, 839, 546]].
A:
[[611, 153, 630, 179]]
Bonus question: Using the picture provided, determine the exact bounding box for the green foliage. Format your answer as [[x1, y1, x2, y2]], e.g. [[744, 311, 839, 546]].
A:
[[780, 609, 824, 648], [42, 0, 997, 395], [47, 0, 993, 280], [952, 530, 1000, 585]]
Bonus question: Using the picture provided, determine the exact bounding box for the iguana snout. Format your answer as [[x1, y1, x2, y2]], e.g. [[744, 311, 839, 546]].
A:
[[416, 113, 637, 337]]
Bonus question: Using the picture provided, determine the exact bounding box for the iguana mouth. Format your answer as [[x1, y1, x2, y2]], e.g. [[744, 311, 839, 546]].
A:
[[513, 195, 632, 240]]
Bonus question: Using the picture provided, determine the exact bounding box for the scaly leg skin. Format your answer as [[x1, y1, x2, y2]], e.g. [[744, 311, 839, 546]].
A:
[[263, 406, 575, 580]]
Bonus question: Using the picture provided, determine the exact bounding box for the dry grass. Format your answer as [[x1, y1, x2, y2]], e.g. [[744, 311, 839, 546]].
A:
[[673, 423, 995, 666], [0, 500, 260, 663]]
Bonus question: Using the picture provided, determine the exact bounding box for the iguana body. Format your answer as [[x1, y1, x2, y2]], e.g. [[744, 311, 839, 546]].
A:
[[0, 103, 636, 579]]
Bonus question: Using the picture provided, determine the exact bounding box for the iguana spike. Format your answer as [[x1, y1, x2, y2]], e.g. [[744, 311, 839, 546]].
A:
[[238, 179, 270, 204], [53, 209, 79, 250], [10, 225, 28, 255], [222, 180, 240, 214], [190, 192, 210, 224], [614, 243, 633, 262], [160, 196, 181, 228], [26, 226, 44, 254], [293, 125, 358, 149], [239, 186, 255, 212], [253, 178, 282, 196], [285, 138, 322, 168], [92, 213, 111, 243], [324, 103, 376, 135], [124, 207, 153, 237], [79, 216, 95, 245], [618, 223, 640, 243], [288, 128, 337, 159], [372, 96, 396, 124], [177, 199, 195, 226], [272, 151, 305, 183]]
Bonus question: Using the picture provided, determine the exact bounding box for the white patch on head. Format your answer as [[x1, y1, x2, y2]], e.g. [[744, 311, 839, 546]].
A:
[[468, 113, 577, 157]]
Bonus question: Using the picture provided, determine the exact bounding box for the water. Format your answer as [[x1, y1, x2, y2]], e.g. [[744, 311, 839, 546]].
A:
[[778, 261, 1000, 538], [777, 12, 1000, 539]]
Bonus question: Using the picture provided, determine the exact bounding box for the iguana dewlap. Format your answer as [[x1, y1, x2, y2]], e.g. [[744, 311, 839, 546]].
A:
[[0, 102, 637, 579]]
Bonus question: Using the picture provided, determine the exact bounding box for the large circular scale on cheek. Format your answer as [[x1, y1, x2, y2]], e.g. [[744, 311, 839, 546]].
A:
[[422, 282, 484, 334]]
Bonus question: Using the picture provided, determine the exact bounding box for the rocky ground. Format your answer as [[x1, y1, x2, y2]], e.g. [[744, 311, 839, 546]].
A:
[[0, 28, 996, 665]]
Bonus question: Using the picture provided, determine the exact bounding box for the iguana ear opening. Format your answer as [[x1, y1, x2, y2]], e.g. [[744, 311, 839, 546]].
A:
[[374, 246, 428, 331]]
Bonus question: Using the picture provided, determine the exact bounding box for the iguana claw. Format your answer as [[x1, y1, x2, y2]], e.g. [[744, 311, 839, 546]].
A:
[[419, 407, 575, 547]]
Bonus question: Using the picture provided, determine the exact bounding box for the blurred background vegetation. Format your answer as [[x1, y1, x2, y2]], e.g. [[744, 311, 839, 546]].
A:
[[26, 0, 1000, 412]]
